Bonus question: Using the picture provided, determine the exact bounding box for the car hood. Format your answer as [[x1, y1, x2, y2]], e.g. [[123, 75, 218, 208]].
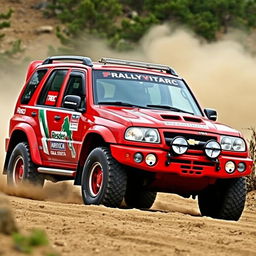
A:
[[95, 106, 241, 137]]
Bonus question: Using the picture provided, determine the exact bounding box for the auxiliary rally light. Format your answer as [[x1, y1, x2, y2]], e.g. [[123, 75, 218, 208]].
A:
[[171, 137, 188, 155], [204, 140, 221, 159]]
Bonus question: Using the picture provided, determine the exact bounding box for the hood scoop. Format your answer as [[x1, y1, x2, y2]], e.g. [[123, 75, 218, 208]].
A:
[[183, 116, 202, 123], [161, 115, 181, 120], [161, 114, 203, 123]]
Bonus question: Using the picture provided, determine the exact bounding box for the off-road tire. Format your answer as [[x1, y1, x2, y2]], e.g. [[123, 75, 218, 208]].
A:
[[81, 147, 127, 207], [7, 142, 44, 186], [198, 177, 246, 221], [125, 189, 157, 209]]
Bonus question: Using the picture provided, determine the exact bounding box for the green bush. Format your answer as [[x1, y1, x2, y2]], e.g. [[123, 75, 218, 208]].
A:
[[0, 9, 13, 40], [47, 0, 256, 49], [13, 229, 49, 254]]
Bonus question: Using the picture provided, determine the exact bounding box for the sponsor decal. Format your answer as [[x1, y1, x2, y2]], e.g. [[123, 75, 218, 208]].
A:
[[71, 114, 80, 120], [198, 131, 208, 135], [51, 131, 67, 140], [165, 121, 209, 129], [70, 122, 78, 131], [101, 71, 180, 86], [50, 141, 65, 151], [50, 150, 66, 156], [62, 117, 76, 158], [45, 91, 59, 106], [39, 110, 76, 158], [39, 109, 50, 155], [17, 107, 26, 115], [70, 114, 80, 131]]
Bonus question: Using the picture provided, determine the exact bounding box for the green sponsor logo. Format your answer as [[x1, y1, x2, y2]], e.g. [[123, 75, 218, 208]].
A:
[[51, 131, 67, 140], [62, 117, 76, 158]]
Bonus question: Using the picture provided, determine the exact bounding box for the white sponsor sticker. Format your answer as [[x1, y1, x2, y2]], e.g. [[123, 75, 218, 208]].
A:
[[50, 151, 66, 156], [165, 121, 209, 129], [102, 71, 179, 86], [50, 141, 65, 151], [17, 107, 26, 115], [70, 122, 78, 131], [47, 95, 57, 102]]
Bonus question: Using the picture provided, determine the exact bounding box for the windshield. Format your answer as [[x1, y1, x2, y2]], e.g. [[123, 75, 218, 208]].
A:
[[93, 70, 202, 116]]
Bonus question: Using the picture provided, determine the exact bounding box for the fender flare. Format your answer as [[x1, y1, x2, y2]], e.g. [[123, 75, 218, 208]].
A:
[[86, 125, 117, 144], [9, 123, 42, 166], [74, 125, 117, 185]]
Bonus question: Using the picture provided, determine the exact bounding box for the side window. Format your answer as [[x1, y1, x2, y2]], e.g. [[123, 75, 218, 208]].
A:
[[21, 69, 47, 104], [38, 69, 68, 106], [62, 72, 85, 108]]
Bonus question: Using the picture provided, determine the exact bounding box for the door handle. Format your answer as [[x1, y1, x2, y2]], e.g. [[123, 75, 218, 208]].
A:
[[54, 115, 61, 121], [31, 112, 37, 117]]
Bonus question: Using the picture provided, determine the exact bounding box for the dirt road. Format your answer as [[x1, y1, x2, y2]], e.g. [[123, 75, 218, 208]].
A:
[[2, 183, 256, 256]]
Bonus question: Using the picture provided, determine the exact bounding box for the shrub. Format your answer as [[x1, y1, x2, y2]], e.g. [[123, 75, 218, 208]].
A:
[[246, 128, 256, 192]]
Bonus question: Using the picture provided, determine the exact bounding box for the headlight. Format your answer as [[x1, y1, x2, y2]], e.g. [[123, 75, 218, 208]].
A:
[[221, 137, 232, 150], [171, 137, 188, 155], [204, 140, 221, 159], [220, 136, 246, 152], [125, 127, 160, 143], [144, 129, 159, 143]]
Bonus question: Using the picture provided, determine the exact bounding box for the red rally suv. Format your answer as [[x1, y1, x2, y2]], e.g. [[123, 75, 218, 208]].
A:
[[3, 56, 253, 221]]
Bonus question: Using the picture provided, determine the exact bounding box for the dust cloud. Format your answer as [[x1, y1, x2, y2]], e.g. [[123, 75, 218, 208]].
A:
[[74, 25, 256, 137], [0, 179, 82, 204], [0, 24, 255, 202], [141, 25, 255, 137]]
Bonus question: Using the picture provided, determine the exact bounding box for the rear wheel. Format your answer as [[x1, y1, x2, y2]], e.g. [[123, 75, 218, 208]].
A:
[[7, 142, 44, 186], [81, 147, 127, 207], [198, 177, 246, 221]]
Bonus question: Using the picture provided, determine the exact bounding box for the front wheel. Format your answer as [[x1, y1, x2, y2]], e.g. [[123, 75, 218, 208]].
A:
[[198, 177, 246, 221], [7, 142, 44, 186], [81, 147, 127, 207], [125, 188, 157, 209]]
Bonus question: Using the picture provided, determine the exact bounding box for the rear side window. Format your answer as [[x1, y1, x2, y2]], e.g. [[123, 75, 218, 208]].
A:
[[37, 69, 68, 106], [21, 69, 47, 104]]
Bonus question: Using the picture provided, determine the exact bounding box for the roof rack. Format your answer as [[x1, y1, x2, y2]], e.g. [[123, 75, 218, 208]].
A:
[[42, 56, 93, 67], [99, 57, 178, 76]]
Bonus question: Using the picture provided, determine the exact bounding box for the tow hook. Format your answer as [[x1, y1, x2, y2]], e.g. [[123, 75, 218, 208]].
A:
[[212, 158, 220, 171], [165, 152, 172, 166]]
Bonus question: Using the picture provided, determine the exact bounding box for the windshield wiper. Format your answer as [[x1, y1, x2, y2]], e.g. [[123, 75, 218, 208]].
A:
[[98, 101, 148, 109], [146, 104, 194, 115]]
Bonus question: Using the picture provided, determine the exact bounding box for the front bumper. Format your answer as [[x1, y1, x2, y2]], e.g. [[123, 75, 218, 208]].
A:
[[110, 144, 253, 178]]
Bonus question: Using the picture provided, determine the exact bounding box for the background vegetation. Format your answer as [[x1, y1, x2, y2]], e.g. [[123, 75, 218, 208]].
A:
[[247, 129, 256, 192], [46, 0, 256, 50], [0, 8, 22, 59]]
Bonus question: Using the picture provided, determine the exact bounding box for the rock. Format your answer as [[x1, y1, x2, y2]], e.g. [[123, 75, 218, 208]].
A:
[[32, 1, 49, 10], [0, 193, 18, 235], [35, 26, 54, 34], [54, 240, 65, 247]]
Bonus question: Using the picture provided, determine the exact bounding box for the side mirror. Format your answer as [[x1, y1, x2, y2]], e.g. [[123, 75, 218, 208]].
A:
[[63, 95, 81, 110], [204, 108, 217, 121]]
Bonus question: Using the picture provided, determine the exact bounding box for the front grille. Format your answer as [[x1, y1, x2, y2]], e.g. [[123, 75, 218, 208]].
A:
[[164, 132, 217, 150]]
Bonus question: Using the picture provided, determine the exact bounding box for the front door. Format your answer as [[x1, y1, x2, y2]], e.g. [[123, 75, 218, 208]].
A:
[[37, 70, 86, 164]]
